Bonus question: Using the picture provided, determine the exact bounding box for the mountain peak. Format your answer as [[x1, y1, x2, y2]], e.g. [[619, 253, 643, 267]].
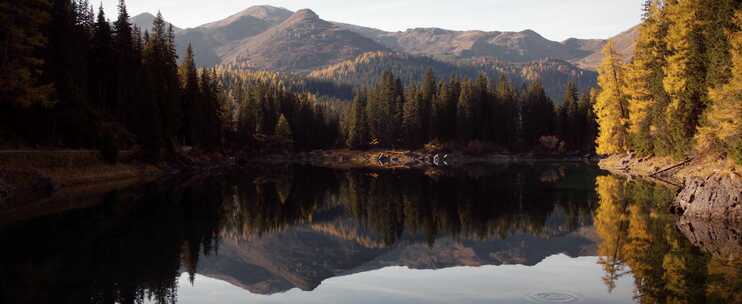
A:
[[130, 12, 181, 32], [132, 12, 155, 19], [292, 9, 320, 21], [202, 5, 293, 28]]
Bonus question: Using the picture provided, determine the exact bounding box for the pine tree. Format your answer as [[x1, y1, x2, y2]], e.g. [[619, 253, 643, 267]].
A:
[[457, 80, 477, 142], [238, 88, 258, 144], [347, 89, 369, 149], [366, 71, 403, 147], [662, 0, 708, 158], [595, 41, 630, 155], [142, 12, 181, 157], [521, 81, 555, 148], [696, 11, 742, 163], [113, 0, 135, 120], [475, 73, 491, 140], [433, 79, 458, 141], [420, 69, 436, 144], [579, 90, 599, 153], [495, 75, 518, 149], [559, 81, 579, 149], [402, 85, 423, 148], [89, 4, 114, 111], [180, 44, 200, 146], [626, 0, 670, 156]]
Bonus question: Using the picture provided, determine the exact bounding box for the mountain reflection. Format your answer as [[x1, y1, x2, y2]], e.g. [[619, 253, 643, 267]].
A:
[[0, 164, 738, 304]]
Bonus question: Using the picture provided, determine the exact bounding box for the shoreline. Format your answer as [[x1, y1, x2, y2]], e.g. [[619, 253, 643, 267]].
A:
[[598, 154, 741, 220], [0, 148, 595, 208], [242, 149, 598, 170]]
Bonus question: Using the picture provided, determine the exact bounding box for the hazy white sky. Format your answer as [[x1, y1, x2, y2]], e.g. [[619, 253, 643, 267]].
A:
[[101, 0, 643, 41]]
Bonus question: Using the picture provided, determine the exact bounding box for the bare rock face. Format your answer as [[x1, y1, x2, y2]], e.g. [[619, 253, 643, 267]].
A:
[[674, 173, 742, 220]]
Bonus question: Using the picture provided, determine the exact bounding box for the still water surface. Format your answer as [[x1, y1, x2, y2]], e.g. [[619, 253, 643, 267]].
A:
[[0, 163, 739, 303]]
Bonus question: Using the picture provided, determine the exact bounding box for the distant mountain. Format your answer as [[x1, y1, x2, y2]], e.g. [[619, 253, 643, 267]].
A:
[[338, 27, 596, 63], [573, 25, 640, 70], [200, 5, 293, 29], [130, 12, 181, 33], [219, 9, 389, 72], [129, 5, 636, 99], [173, 6, 295, 66]]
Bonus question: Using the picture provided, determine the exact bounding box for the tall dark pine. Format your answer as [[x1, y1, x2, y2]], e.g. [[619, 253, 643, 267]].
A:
[[89, 4, 115, 112], [113, 0, 135, 121], [558, 81, 580, 149], [347, 89, 369, 149], [420, 69, 436, 144], [521, 82, 555, 148], [180, 44, 200, 146]]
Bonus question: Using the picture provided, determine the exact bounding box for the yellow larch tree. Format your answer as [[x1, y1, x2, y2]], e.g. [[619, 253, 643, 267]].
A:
[[595, 42, 630, 155]]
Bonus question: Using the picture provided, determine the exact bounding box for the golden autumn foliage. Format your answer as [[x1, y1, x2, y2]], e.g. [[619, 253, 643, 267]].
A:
[[596, 0, 739, 161], [594, 42, 630, 155], [662, 0, 709, 157], [696, 11, 742, 163], [625, 0, 670, 155]]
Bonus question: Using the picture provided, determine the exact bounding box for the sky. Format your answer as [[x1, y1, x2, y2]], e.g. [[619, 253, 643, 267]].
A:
[[102, 0, 644, 41]]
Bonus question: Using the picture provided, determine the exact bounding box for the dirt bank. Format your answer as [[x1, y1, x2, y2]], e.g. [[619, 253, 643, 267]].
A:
[[0, 150, 162, 207]]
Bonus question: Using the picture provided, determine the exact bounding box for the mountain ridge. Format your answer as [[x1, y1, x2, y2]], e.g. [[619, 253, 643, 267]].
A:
[[129, 6, 638, 100]]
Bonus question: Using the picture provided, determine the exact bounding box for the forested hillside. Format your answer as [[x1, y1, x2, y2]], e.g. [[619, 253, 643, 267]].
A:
[[308, 51, 596, 102], [593, 0, 741, 163]]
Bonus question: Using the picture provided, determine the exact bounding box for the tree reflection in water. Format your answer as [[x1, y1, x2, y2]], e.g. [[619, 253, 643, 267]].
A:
[[594, 175, 741, 304], [0, 164, 738, 304]]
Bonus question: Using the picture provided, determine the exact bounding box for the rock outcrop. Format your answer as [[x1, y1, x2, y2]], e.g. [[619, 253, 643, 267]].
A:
[[673, 173, 742, 220]]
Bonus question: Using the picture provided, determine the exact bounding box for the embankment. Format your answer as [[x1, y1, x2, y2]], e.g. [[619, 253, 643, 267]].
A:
[[0, 150, 161, 207]]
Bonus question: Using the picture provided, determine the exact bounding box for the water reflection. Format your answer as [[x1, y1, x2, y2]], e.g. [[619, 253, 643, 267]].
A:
[[593, 175, 741, 304], [0, 164, 738, 304]]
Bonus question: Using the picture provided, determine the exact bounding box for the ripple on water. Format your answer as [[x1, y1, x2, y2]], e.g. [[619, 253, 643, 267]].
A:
[[525, 291, 582, 303]]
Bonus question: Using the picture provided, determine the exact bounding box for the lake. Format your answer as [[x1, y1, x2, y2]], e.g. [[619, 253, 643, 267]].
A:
[[0, 163, 739, 304]]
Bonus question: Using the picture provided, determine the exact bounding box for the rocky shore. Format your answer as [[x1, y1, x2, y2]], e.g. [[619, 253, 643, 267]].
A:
[[599, 154, 742, 220]]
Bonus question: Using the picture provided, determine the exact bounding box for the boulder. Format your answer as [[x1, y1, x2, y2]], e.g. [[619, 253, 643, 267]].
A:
[[674, 173, 742, 220]]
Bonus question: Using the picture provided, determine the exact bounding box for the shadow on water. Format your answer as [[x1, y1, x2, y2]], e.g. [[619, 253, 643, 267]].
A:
[[0, 163, 738, 303]]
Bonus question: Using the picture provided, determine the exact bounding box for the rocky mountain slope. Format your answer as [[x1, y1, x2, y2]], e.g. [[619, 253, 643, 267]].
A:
[[130, 5, 636, 99], [220, 9, 389, 72], [130, 12, 181, 33]]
